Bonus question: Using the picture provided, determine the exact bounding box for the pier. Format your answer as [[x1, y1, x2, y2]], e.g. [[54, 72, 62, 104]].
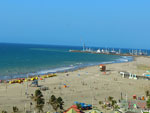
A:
[[69, 49, 148, 57]]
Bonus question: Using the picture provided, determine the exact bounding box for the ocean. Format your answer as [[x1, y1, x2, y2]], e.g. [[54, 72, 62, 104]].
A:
[[0, 43, 134, 80]]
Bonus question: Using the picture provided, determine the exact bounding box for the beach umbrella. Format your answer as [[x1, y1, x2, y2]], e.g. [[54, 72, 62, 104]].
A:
[[64, 105, 81, 113]]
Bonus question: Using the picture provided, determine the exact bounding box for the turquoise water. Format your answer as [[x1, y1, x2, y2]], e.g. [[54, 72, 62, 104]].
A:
[[0, 43, 133, 79]]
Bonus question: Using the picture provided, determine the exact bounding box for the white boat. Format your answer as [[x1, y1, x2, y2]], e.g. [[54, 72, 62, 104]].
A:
[[96, 49, 101, 53]]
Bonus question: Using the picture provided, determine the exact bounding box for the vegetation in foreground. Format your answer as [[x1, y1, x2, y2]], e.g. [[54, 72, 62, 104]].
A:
[[2, 89, 150, 112]]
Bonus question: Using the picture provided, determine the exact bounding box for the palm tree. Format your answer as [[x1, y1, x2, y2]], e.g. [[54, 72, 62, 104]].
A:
[[57, 97, 64, 110], [51, 95, 56, 102], [49, 95, 64, 112], [33, 89, 45, 113], [36, 97, 45, 113], [49, 95, 59, 112], [35, 89, 43, 98]]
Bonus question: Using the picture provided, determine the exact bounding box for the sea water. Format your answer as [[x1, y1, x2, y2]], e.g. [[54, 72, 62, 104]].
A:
[[0, 43, 134, 80]]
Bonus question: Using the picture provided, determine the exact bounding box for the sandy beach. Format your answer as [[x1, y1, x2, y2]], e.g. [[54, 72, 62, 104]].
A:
[[0, 56, 150, 113]]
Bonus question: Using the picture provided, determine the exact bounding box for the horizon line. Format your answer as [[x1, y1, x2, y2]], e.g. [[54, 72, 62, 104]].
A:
[[0, 42, 149, 51]]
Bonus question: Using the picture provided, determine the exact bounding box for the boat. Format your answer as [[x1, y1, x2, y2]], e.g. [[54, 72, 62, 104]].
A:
[[96, 49, 101, 53]]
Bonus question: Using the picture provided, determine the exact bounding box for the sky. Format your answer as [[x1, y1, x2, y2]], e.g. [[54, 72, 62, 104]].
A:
[[0, 0, 150, 49]]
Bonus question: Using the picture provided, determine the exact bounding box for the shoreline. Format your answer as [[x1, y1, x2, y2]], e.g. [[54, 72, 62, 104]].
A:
[[0, 55, 134, 81]]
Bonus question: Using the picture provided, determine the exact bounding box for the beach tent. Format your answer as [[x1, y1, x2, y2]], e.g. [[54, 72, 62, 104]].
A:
[[64, 105, 82, 113], [67, 108, 77, 113]]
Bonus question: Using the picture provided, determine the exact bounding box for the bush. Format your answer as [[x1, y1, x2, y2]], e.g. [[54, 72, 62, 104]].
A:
[[99, 101, 103, 105], [35, 90, 43, 98], [13, 106, 19, 112], [147, 97, 150, 109], [2, 111, 7, 113], [76, 103, 81, 110]]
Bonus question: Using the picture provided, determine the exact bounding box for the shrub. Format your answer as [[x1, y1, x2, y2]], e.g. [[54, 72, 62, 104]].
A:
[[13, 106, 19, 112]]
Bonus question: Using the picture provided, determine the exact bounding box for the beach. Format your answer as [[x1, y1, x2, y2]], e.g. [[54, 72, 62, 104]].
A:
[[0, 56, 150, 113]]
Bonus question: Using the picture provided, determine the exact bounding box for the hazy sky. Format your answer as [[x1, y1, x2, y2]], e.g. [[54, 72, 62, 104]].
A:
[[0, 0, 150, 49]]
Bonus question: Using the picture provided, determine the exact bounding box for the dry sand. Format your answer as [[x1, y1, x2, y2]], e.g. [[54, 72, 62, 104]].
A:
[[0, 56, 150, 112]]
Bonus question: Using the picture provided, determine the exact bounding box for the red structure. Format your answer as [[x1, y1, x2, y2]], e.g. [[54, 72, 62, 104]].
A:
[[99, 64, 106, 72], [64, 105, 83, 113]]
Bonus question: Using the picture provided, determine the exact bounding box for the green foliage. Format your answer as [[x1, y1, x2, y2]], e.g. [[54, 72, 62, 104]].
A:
[[2, 111, 7, 113], [76, 103, 82, 109], [114, 105, 120, 110], [108, 96, 113, 102], [99, 96, 118, 110], [99, 101, 103, 105], [37, 97, 45, 106], [102, 104, 107, 109], [36, 97, 45, 113], [13, 106, 19, 112], [111, 100, 117, 107], [49, 95, 64, 112], [35, 89, 43, 98], [57, 97, 64, 110], [50, 95, 59, 112], [51, 95, 56, 102], [34, 89, 45, 113], [146, 97, 150, 109], [57, 97, 62, 103]]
